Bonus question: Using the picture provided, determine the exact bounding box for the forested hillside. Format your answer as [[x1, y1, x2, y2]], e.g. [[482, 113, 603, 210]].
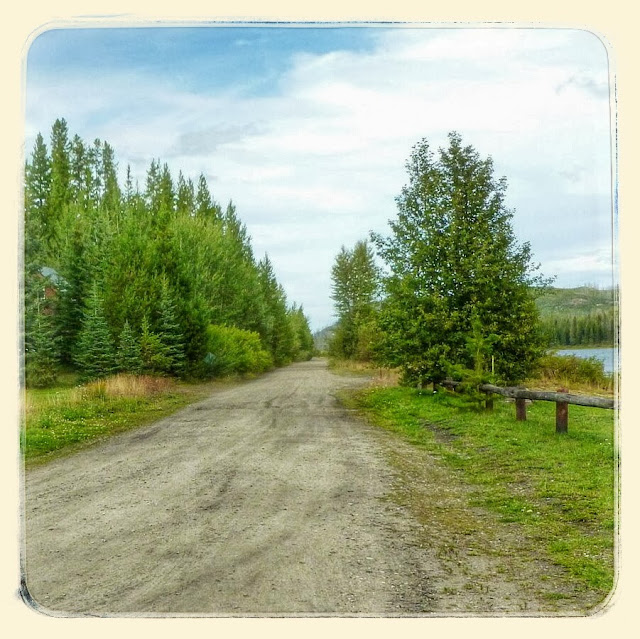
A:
[[24, 118, 314, 387], [313, 325, 336, 353], [536, 287, 617, 347]]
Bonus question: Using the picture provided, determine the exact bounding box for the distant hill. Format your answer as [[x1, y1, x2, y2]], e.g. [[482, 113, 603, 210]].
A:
[[313, 324, 336, 352], [534, 287, 617, 347], [535, 286, 617, 318]]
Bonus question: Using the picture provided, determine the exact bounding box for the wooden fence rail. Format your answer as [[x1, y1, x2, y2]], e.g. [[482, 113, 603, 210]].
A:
[[440, 379, 616, 433]]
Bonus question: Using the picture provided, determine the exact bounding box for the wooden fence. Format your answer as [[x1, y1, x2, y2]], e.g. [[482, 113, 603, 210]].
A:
[[440, 379, 616, 433]]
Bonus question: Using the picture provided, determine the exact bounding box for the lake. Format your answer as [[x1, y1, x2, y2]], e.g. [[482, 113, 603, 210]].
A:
[[553, 347, 617, 373]]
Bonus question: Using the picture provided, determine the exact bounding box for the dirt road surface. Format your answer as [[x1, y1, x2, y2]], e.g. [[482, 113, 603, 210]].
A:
[[23, 359, 566, 616]]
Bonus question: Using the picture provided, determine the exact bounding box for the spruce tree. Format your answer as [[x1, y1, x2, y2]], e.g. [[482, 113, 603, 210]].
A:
[[74, 286, 117, 381], [56, 220, 91, 364], [176, 172, 195, 217], [24, 133, 51, 258], [25, 312, 59, 388], [157, 280, 186, 376], [116, 320, 143, 374], [24, 273, 60, 388], [139, 315, 171, 375], [48, 118, 72, 253], [100, 142, 121, 213], [195, 173, 221, 220]]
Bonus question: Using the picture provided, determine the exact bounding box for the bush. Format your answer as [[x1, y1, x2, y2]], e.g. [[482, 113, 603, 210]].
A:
[[203, 325, 273, 377], [535, 354, 612, 390]]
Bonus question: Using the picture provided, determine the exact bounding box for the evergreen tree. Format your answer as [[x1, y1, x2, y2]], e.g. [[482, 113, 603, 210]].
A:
[[372, 133, 549, 385], [24, 268, 60, 388], [116, 320, 143, 374], [24, 133, 51, 263], [55, 212, 94, 363], [48, 119, 72, 253], [139, 315, 171, 375], [24, 121, 310, 381], [124, 164, 135, 203], [157, 279, 186, 376], [176, 172, 195, 217], [258, 255, 294, 365], [74, 285, 117, 380], [195, 173, 221, 220], [288, 304, 315, 361], [69, 134, 92, 207], [100, 142, 122, 219]]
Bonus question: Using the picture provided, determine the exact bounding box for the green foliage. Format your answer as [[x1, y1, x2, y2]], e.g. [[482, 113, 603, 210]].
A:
[[73, 287, 117, 381], [24, 133, 51, 265], [257, 255, 297, 365], [329, 240, 380, 360], [139, 315, 172, 375], [23, 119, 314, 385], [157, 280, 187, 376], [448, 311, 499, 406], [535, 354, 613, 390], [24, 303, 60, 388], [288, 304, 315, 361], [23, 231, 60, 388], [535, 287, 617, 347], [541, 308, 616, 347], [116, 321, 143, 374], [372, 133, 549, 386], [203, 324, 273, 377]]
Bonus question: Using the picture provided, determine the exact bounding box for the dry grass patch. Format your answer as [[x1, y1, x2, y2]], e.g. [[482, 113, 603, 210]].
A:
[[81, 374, 175, 399], [329, 358, 400, 387]]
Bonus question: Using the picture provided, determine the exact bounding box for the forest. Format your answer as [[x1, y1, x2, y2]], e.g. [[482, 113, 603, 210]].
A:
[[24, 118, 314, 388], [536, 287, 616, 347]]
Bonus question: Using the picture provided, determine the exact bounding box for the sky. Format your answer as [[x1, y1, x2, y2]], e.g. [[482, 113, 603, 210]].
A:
[[24, 25, 615, 331]]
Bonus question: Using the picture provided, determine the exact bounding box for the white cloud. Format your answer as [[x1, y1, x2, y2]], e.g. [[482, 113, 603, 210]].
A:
[[24, 27, 614, 330]]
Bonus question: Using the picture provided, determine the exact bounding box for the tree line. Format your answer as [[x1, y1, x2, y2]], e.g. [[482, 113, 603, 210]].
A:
[[541, 310, 615, 347], [24, 118, 314, 387], [330, 132, 553, 387]]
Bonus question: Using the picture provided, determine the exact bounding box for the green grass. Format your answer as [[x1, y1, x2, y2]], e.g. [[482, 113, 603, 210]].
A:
[[345, 385, 617, 598], [22, 375, 219, 467]]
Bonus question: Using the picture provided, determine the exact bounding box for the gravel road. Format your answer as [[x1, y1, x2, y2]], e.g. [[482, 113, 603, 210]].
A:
[[22, 359, 560, 616]]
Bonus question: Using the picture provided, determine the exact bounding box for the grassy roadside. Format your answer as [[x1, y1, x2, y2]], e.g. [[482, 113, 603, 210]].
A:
[[22, 373, 232, 467], [341, 384, 617, 609]]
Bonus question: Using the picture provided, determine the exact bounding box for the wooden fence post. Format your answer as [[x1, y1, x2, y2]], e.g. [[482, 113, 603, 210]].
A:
[[515, 398, 527, 421], [556, 387, 569, 434], [484, 391, 494, 411]]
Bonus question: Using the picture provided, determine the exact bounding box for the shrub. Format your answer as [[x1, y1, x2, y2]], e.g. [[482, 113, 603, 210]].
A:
[[203, 325, 273, 377], [535, 354, 613, 390]]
